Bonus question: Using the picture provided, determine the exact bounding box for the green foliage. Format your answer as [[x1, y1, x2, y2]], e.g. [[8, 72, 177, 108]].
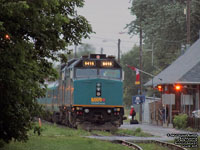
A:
[[0, 0, 92, 143], [121, 45, 154, 106], [137, 143, 169, 150], [2, 123, 132, 150], [173, 114, 188, 129], [115, 128, 152, 137], [135, 127, 141, 133], [127, 0, 200, 70]]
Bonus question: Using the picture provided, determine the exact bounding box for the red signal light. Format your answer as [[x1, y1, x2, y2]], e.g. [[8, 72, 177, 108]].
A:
[[175, 85, 181, 91], [157, 85, 162, 92], [5, 34, 10, 40]]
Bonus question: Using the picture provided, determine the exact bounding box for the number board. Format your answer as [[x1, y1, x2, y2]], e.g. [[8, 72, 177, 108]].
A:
[[83, 60, 96, 67], [101, 61, 114, 67]]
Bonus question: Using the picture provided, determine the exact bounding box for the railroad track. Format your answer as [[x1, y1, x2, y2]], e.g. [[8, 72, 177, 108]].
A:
[[113, 140, 142, 150], [41, 119, 188, 150], [114, 140, 188, 150]]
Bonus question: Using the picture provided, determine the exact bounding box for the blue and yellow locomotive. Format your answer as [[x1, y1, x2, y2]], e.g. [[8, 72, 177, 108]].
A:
[[38, 54, 125, 130]]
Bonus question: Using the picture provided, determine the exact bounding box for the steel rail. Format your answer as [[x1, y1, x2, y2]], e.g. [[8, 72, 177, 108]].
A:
[[114, 140, 143, 150], [129, 140, 188, 150]]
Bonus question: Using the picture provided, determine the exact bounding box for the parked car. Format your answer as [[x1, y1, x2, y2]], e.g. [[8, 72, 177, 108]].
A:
[[192, 110, 200, 118]]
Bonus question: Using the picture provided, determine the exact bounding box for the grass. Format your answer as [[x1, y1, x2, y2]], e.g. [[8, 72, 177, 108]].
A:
[[0, 123, 133, 150], [114, 128, 153, 137], [91, 130, 112, 136], [136, 143, 170, 150], [167, 137, 200, 150]]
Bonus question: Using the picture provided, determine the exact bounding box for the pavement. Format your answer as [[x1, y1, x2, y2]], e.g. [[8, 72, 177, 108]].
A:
[[86, 122, 200, 142]]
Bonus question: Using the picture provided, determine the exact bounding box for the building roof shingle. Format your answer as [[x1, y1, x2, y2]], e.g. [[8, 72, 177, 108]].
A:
[[145, 39, 200, 86]]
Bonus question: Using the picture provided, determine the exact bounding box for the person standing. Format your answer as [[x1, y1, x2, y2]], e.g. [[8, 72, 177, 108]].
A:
[[130, 105, 136, 120]]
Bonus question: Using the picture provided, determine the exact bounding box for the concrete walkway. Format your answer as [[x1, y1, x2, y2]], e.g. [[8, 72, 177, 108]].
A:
[[121, 123, 200, 139], [86, 123, 200, 142]]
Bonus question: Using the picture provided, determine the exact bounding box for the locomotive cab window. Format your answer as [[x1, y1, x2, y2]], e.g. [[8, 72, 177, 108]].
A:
[[76, 69, 97, 78], [99, 69, 121, 79]]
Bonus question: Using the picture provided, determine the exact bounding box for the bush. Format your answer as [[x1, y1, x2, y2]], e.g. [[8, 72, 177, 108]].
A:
[[135, 128, 141, 133], [173, 114, 188, 129]]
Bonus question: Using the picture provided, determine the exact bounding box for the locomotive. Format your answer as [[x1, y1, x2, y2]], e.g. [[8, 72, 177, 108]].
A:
[[38, 54, 125, 130]]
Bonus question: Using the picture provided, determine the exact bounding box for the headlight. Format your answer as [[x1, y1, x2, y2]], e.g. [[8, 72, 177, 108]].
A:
[[96, 83, 101, 87], [96, 92, 101, 96], [117, 108, 120, 111], [96, 87, 101, 91], [107, 109, 111, 113], [114, 108, 120, 111], [84, 109, 89, 113], [76, 107, 83, 110]]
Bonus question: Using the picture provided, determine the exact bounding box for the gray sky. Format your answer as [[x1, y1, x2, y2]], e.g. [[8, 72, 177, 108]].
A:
[[77, 0, 139, 57]]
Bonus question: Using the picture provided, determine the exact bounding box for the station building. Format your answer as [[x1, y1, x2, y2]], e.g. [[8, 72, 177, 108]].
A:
[[145, 39, 200, 127]]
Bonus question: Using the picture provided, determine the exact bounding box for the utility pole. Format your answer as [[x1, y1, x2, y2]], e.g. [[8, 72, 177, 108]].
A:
[[139, 25, 143, 123], [186, 0, 191, 45], [118, 39, 121, 63], [100, 47, 103, 54], [74, 45, 77, 58]]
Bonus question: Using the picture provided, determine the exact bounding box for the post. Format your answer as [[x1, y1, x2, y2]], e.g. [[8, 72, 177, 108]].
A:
[[187, 0, 191, 45], [74, 45, 77, 58], [100, 47, 103, 54], [164, 104, 166, 123], [139, 25, 143, 123], [169, 94, 172, 127], [118, 39, 121, 63], [151, 43, 154, 66], [199, 30, 200, 39]]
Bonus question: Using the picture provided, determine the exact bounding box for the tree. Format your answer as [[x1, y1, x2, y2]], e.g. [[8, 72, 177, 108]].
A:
[[77, 43, 96, 57], [121, 45, 154, 106], [0, 0, 92, 143], [127, 0, 200, 70]]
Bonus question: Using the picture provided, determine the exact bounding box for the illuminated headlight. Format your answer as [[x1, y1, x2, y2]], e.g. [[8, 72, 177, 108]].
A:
[[84, 109, 89, 113], [96, 92, 101, 96], [96, 83, 101, 87], [107, 109, 111, 113], [117, 108, 120, 111], [96, 87, 101, 91], [76, 107, 83, 110], [114, 108, 120, 112]]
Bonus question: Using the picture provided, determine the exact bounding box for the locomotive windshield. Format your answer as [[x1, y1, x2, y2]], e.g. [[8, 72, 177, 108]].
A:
[[99, 69, 121, 79], [75, 68, 121, 79], [76, 69, 97, 78]]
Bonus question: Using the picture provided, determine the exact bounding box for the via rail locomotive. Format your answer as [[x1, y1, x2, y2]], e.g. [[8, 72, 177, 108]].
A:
[[38, 54, 125, 130]]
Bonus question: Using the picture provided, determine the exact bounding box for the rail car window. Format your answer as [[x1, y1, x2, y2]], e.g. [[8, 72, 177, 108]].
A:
[[99, 69, 121, 79], [76, 69, 97, 78]]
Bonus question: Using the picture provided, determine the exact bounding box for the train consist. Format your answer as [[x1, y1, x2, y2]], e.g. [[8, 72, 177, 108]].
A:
[[38, 54, 125, 130]]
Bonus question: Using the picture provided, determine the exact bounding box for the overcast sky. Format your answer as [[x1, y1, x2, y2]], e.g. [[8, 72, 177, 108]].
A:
[[77, 0, 139, 57]]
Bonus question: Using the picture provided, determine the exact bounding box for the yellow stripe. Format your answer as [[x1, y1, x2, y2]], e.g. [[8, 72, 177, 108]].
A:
[[71, 104, 124, 108]]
